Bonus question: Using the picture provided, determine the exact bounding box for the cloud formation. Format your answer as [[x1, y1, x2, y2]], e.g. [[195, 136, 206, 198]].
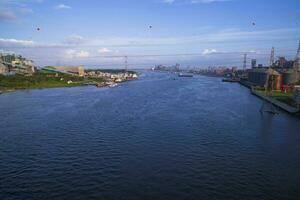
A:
[[55, 4, 71, 10], [1, 28, 298, 49], [0, 27, 298, 67], [64, 35, 85, 45], [0, 0, 40, 21], [98, 48, 112, 54], [65, 49, 90, 59], [163, 0, 231, 4], [0, 10, 17, 21], [202, 49, 217, 55], [0, 38, 35, 47]]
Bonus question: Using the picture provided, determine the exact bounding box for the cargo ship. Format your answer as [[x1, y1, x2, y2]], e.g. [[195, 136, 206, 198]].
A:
[[178, 73, 193, 77]]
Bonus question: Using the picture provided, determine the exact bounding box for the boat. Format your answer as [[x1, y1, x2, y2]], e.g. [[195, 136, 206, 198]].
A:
[[178, 73, 193, 77], [108, 83, 118, 88], [222, 78, 240, 82]]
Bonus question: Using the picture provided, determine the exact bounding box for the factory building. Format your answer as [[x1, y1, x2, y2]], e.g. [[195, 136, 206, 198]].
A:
[[44, 66, 85, 76], [248, 42, 300, 90], [0, 63, 8, 74], [0, 54, 35, 75], [248, 68, 281, 90], [295, 41, 300, 71]]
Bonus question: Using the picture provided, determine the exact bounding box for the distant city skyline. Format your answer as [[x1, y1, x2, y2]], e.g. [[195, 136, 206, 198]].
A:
[[0, 0, 300, 68]]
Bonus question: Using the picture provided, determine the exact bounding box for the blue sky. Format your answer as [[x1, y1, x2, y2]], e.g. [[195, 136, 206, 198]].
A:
[[0, 0, 300, 68]]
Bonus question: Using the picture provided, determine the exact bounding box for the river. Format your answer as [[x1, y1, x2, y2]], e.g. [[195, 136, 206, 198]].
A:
[[0, 71, 300, 200]]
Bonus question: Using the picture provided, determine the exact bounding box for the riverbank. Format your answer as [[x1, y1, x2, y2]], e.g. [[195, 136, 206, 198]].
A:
[[0, 72, 105, 94], [251, 89, 300, 114], [0, 71, 139, 94], [236, 80, 300, 116]]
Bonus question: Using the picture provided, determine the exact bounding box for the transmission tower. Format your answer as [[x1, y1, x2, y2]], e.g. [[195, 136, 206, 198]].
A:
[[243, 54, 247, 71], [296, 41, 300, 61], [294, 41, 300, 71], [270, 47, 275, 67]]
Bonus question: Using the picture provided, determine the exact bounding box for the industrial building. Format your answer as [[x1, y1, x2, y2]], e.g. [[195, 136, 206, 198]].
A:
[[43, 66, 85, 76], [0, 54, 35, 75], [248, 68, 281, 90], [0, 63, 8, 74], [247, 42, 300, 90]]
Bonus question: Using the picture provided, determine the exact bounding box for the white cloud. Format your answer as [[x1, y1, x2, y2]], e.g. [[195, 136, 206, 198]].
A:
[[0, 38, 35, 47], [55, 4, 71, 10], [163, 0, 175, 3], [19, 7, 33, 14], [0, 10, 17, 21], [1, 28, 298, 49], [192, 0, 230, 3], [163, 0, 231, 4], [64, 49, 89, 59], [64, 35, 85, 45], [98, 48, 112, 54], [0, 0, 39, 21], [0, 27, 298, 67], [202, 49, 217, 55]]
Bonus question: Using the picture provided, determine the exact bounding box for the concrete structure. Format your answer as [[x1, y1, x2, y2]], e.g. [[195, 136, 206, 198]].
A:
[[49, 66, 85, 76]]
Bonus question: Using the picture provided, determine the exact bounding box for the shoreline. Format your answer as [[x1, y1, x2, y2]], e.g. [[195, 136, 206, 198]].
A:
[[198, 76, 300, 116], [251, 89, 300, 114], [237, 80, 300, 116], [0, 79, 137, 95]]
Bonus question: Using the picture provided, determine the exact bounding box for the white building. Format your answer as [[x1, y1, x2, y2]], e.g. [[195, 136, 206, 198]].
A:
[[0, 63, 8, 74]]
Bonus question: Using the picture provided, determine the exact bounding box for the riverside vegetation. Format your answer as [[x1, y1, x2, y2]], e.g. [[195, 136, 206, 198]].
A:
[[0, 72, 105, 92]]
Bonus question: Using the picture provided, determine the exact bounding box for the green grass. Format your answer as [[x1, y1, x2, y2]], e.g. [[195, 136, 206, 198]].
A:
[[253, 88, 298, 108], [270, 91, 293, 98], [0, 72, 105, 91]]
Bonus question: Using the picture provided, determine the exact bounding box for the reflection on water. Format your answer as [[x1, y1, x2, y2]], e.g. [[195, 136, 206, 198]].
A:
[[0, 71, 300, 199]]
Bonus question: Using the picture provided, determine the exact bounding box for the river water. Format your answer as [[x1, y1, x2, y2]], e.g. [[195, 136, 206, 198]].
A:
[[0, 71, 300, 200]]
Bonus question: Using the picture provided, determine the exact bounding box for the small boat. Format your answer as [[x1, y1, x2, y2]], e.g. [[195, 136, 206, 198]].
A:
[[108, 83, 118, 88], [222, 78, 240, 82], [178, 73, 193, 77]]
